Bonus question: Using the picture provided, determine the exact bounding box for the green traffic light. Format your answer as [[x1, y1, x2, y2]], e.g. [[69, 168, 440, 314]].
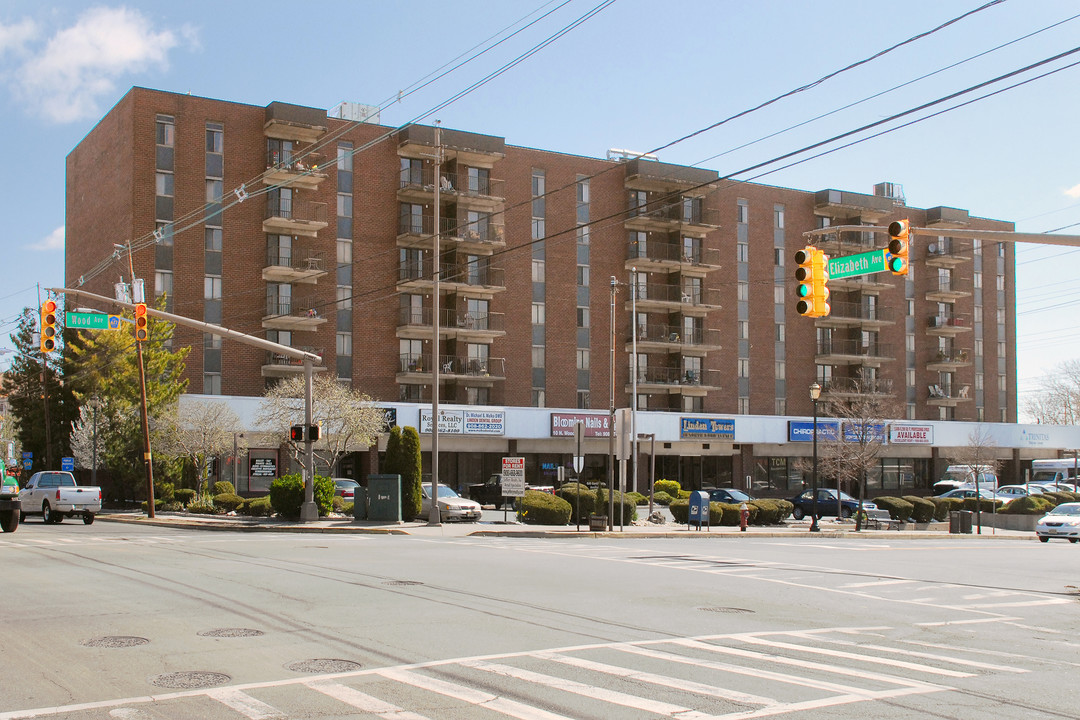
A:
[[797, 283, 811, 298], [888, 256, 906, 272]]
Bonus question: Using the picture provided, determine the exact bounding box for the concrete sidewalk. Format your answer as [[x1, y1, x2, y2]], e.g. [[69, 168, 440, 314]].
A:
[[98, 511, 1035, 540]]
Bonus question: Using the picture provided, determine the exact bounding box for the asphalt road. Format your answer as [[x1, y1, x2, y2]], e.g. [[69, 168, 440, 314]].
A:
[[2, 521, 1078, 719]]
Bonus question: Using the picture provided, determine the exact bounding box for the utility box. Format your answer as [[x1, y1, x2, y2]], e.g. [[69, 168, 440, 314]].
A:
[[352, 487, 368, 520], [688, 490, 710, 530], [367, 474, 401, 522]]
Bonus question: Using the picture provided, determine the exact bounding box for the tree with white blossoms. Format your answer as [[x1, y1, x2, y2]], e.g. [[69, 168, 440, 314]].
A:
[[259, 375, 384, 477], [155, 399, 243, 497]]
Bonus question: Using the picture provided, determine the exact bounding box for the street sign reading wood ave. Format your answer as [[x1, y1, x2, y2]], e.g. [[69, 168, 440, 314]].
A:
[[66, 311, 111, 329], [828, 249, 887, 279]]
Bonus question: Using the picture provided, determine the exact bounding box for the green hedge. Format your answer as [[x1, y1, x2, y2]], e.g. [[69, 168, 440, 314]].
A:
[[669, 499, 724, 525], [155, 481, 175, 503], [595, 488, 637, 524], [186, 501, 216, 515], [239, 496, 273, 517], [627, 491, 648, 506], [214, 492, 244, 512], [213, 481, 235, 495], [269, 474, 335, 518], [1000, 495, 1054, 515], [961, 497, 1003, 513], [902, 496, 936, 523], [520, 490, 571, 525], [751, 498, 792, 524], [652, 491, 674, 506], [555, 483, 595, 522], [654, 479, 681, 498], [174, 488, 196, 506], [873, 496, 915, 521], [929, 497, 964, 521]]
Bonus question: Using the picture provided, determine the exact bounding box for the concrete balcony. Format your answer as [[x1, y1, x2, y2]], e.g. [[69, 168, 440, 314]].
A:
[[625, 202, 720, 235], [397, 125, 506, 166], [628, 282, 721, 313], [264, 102, 327, 144], [628, 323, 722, 354], [816, 339, 895, 367], [814, 188, 896, 222], [623, 158, 719, 193], [928, 383, 973, 406], [262, 297, 328, 332], [396, 216, 505, 253], [925, 278, 971, 303], [262, 251, 328, 285], [926, 313, 973, 337], [924, 240, 972, 269], [395, 307, 506, 341], [397, 353, 505, 384], [815, 301, 894, 330], [398, 169, 505, 212], [263, 150, 328, 191], [261, 346, 325, 378], [926, 349, 972, 372], [820, 378, 895, 400], [624, 367, 719, 395], [626, 239, 720, 274], [263, 199, 328, 238]]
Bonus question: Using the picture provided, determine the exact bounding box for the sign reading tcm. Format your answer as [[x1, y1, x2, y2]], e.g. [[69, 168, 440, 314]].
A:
[[680, 417, 735, 440], [788, 421, 840, 443], [890, 424, 933, 444], [551, 413, 610, 437], [501, 457, 526, 497]]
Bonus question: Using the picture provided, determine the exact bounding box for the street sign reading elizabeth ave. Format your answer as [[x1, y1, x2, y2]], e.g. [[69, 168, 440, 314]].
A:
[[827, 249, 887, 279]]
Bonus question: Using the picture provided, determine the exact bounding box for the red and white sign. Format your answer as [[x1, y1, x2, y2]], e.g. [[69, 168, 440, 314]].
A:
[[550, 413, 610, 437], [501, 456, 526, 497], [890, 424, 933, 444]]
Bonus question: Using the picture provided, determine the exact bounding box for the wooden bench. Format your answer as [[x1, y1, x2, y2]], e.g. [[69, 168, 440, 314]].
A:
[[863, 508, 901, 530]]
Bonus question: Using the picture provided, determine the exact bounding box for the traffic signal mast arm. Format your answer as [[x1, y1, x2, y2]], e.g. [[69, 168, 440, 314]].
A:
[[804, 224, 1080, 249]]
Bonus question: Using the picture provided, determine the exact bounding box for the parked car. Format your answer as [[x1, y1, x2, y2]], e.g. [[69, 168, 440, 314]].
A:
[[1035, 502, 1080, 543], [19, 471, 101, 524], [1031, 481, 1080, 493], [707, 487, 756, 505], [332, 478, 360, 502], [932, 464, 998, 496], [421, 483, 482, 522], [936, 488, 998, 501], [468, 473, 555, 508], [788, 488, 876, 520], [995, 485, 1039, 503]]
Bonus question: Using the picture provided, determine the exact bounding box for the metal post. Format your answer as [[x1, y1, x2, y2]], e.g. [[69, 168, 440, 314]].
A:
[[810, 382, 821, 533], [300, 358, 317, 520], [608, 276, 616, 531], [119, 245, 155, 517], [429, 122, 443, 526], [91, 401, 98, 488], [640, 433, 655, 517], [631, 267, 638, 494]]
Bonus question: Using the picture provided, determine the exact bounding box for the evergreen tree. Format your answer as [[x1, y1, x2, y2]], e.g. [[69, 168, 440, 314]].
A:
[[383, 426, 402, 477], [400, 426, 423, 521]]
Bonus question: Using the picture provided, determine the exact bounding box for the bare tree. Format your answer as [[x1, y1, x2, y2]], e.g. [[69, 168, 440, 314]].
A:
[[817, 377, 903, 529], [155, 399, 242, 497], [1024, 360, 1080, 424], [258, 375, 384, 477], [948, 425, 1002, 534]]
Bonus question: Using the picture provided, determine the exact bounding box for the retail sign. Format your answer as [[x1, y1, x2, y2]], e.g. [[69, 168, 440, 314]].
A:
[[420, 409, 504, 435], [551, 413, 610, 438], [1021, 428, 1051, 447], [842, 422, 887, 443], [501, 457, 526, 497], [250, 457, 277, 478], [420, 409, 464, 434], [680, 417, 735, 440], [889, 424, 933, 444], [788, 420, 840, 443]]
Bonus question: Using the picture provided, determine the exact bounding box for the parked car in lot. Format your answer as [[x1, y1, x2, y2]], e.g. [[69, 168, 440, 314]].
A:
[[332, 478, 360, 502], [19, 471, 101, 524], [936, 488, 998, 502], [788, 488, 876, 520], [467, 473, 555, 507], [421, 483, 482, 522], [707, 487, 756, 505], [1035, 502, 1080, 543], [1031, 481, 1080, 493], [995, 485, 1039, 503]]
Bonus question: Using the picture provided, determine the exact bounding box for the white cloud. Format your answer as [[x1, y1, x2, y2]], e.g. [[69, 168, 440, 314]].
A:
[[1065, 183, 1080, 199], [28, 225, 64, 252], [0, 18, 37, 57], [15, 7, 184, 123]]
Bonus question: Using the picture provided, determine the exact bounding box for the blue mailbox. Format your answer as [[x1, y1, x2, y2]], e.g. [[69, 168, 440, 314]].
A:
[[688, 490, 710, 531]]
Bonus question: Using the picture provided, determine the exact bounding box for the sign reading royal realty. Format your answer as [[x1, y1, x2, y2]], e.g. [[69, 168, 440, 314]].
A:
[[680, 417, 735, 440], [889, 424, 933, 444], [550, 412, 610, 437]]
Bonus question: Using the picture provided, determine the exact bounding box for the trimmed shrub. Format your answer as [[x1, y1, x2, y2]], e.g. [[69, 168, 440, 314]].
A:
[[627, 491, 648, 506], [174, 488, 196, 506], [750, 498, 792, 524], [1000, 495, 1054, 515], [654, 479, 682, 498], [155, 481, 175, 503], [186, 501, 216, 515], [399, 427, 423, 521], [214, 493, 244, 512], [678, 490, 692, 500], [141, 499, 165, 512], [902, 496, 936, 523], [652, 491, 674, 506], [874, 496, 915, 521], [714, 502, 745, 526], [595, 488, 637, 524], [241, 496, 273, 517], [960, 497, 1003, 513], [213, 481, 236, 496], [1040, 491, 1072, 506], [270, 474, 305, 519], [314, 475, 335, 516], [929, 497, 964, 521], [342, 502, 354, 515], [669, 499, 724, 525], [555, 483, 595, 521], [520, 489, 571, 525]]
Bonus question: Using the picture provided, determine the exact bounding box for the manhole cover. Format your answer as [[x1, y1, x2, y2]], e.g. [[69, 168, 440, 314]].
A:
[[383, 580, 423, 586], [81, 636, 150, 648], [198, 628, 265, 638], [699, 607, 755, 614], [149, 671, 231, 689], [286, 659, 362, 674]]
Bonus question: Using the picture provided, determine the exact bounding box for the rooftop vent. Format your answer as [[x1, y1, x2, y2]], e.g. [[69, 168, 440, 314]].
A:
[[873, 181, 906, 205], [329, 102, 380, 124], [607, 148, 659, 162]]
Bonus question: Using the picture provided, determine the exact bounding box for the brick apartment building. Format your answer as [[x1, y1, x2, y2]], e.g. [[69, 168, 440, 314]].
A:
[[65, 87, 1018, 493]]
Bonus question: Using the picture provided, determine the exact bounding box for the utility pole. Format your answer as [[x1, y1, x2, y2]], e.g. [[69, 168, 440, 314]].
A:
[[116, 244, 155, 518], [429, 122, 443, 526]]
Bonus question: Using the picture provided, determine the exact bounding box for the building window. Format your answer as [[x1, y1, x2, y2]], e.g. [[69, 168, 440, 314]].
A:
[[531, 303, 545, 325], [206, 179, 222, 203], [997, 341, 1006, 357], [577, 226, 590, 245], [775, 361, 786, 380], [774, 205, 784, 228], [203, 373, 221, 395], [155, 172, 173, 197], [996, 273, 1005, 291], [737, 282, 749, 302], [337, 332, 352, 356], [738, 321, 749, 339], [156, 115, 174, 146], [738, 397, 750, 414], [738, 359, 750, 378], [155, 270, 173, 298], [737, 200, 748, 224], [973, 271, 982, 289], [774, 285, 784, 304], [204, 276, 222, 300], [975, 373, 984, 390], [776, 323, 785, 342], [206, 124, 223, 153], [337, 145, 352, 173], [205, 228, 222, 252], [577, 266, 590, 286], [775, 398, 786, 415], [532, 346, 545, 368], [737, 242, 749, 262], [774, 248, 784, 266], [532, 259, 545, 283], [577, 307, 589, 328], [337, 193, 352, 218], [577, 390, 590, 409], [975, 338, 983, 356], [532, 389, 545, 407], [906, 334, 915, 352], [576, 349, 589, 371]]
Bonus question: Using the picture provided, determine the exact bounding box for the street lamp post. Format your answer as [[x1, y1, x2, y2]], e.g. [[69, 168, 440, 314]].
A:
[[809, 382, 821, 533]]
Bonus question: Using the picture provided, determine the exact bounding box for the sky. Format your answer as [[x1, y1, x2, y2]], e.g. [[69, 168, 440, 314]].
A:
[[0, 0, 1078, 419]]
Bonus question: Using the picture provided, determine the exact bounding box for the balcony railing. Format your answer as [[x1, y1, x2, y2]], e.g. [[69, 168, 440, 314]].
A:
[[631, 323, 718, 347], [399, 169, 504, 199], [399, 353, 505, 377], [266, 150, 325, 173], [821, 378, 894, 395], [634, 366, 709, 386], [634, 282, 720, 307], [398, 216, 506, 244], [266, 251, 325, 272], [442, 263, 504, 288], [931, 349, 970, 363], [264, 346, 323, 367], [397, 307, 504, 332], [816, 339, 894, 358], [628, 202, 719, 227], [265, 198, 328, 224], [627, 240, 719, 267], [825, 301, 893, 323], [266, 296, 322, 318], [927, 313, 971, 329]]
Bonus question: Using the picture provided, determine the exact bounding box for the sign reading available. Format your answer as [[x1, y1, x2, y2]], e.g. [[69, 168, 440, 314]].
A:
[[889, 424, 934, 444]]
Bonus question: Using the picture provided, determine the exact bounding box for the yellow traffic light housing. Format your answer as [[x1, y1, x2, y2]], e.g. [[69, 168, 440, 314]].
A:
[[134, 303, 148, 342], [40, 300, 58, 353], [886, 220, 910, 275], [794, 246, 830, 317]]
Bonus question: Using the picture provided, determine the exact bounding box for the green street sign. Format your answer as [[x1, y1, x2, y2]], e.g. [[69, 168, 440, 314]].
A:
[[828, 249, 887, 279], [65, 311, 112, 330]]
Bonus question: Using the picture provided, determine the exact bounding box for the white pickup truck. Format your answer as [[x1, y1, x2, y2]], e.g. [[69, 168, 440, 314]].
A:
[[19, 471, 101, 525]]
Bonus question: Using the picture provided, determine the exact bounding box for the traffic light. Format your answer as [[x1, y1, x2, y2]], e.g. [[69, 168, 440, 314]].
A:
[[794, 246, 831, 317], [40, 300, 57, 353], [308, 423, 320, 441], [290, 425, 304, 442], [134, 303, 148, 342], [886, 219, 910, 275]]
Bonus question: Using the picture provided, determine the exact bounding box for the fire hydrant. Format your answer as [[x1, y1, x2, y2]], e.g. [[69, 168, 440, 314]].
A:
[[739, 502, 750, 532]]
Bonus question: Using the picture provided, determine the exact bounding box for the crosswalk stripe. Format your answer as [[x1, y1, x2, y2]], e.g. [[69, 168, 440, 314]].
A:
[[206, 688, 285, 719], [532, 651, 778, 707], [840, 579, 916, 588], [461, 659, 716, 718], [732, 636, 973, 678], [306, 680, 432, 719], [377, 668, 575, 720], [791, 634, 1028, 673]]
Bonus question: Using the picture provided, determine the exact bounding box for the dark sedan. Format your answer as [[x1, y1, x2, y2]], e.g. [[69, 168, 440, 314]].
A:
[[788, 488, 876, 520], [707, 487, 756, 505]]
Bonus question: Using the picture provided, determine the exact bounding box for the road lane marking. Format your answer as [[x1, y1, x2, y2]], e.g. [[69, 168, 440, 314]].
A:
[[305, 681, 432, 719], [785, 633, 1028, 673], [840, 579, 916, 588], [206, 688, 285, 719], [377, 668, 576, 720], [730, 635, 973, 678], [534, 651, 777, 707], [915, 617, 1019, 627]]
